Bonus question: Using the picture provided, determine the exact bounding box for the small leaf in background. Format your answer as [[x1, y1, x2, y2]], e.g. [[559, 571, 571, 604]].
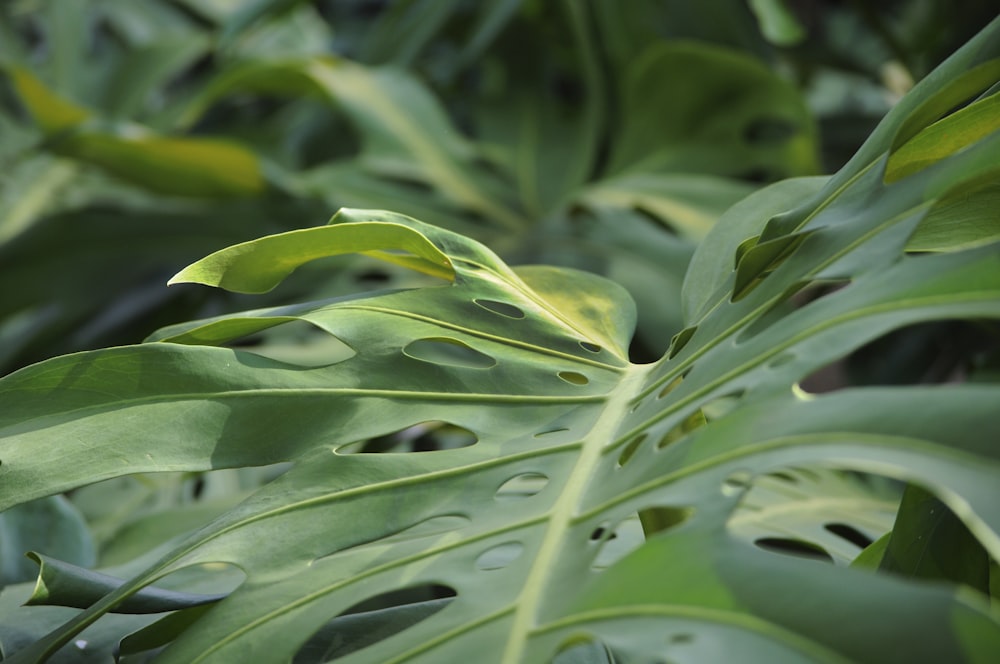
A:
[[748, 0, 807, 47]]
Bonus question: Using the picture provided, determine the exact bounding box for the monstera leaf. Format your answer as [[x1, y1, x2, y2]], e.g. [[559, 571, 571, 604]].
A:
[[2, 19, 1000, 664]]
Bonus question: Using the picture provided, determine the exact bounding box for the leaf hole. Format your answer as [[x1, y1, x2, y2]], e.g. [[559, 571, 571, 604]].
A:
[[589, 524, 615, 542], [669, 633, 695, 644], [657, 376, 683, 400], [668, 326, 697, 359], [824, 523, 874, 549], [754, 537, 834, 563], [475, 541, 524, 570], [534, 427, 569, 438], [353, 268, 392, 284], [226, 320, 356, 368], [558, 371, 589, 385], [591, 513, 644, 570], [736, 279, 852, 344], [701, 391, 745, 421], [767, 471, 799, 484], [656, 409, 706, 450], [579, 341, 602, 353], [474, 299, 525, 319], [617, 434, 648, 468], [403, 337, 496, 369], [722, 470, 754, 496], [336, 421, 477, 454], [495, 473, 549, 501], [294, 584, 455, 661]]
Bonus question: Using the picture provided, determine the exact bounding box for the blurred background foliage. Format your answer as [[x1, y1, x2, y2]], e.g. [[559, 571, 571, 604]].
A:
[[4, 0, 991, 379], [0, 0, 996, 591]]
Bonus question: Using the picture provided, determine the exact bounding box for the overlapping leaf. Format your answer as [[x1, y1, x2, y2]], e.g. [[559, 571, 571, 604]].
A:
[[1, 15, 999, 664]]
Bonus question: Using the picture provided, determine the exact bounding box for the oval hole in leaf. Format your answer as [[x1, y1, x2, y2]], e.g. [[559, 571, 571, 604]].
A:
[[475, 541, 524, 570], [294, 584, 455, 662], [824, 523, 874, 549], [656, 372, 687, 400], [495, 473, 549, 501], [617, 434, 647, 468], [403, 337, 496, 369], [228, 320, 356, 368], [657, 409, 706, 450], [474, 299, 525, 319], [592, 513, 644, 570], [669, 633, 695, 645], [353, 268, 392, 284], [558, 371, 589, 385], [534, 427, 569, 438], [754, 537, 834, 563], [668, 326, 697, 359], [589, 523, 614, 542], [336, 421, 477, 454], [767, 471, 799, 484], [579, 341, 602, 353], [722, 470, 754, 496]]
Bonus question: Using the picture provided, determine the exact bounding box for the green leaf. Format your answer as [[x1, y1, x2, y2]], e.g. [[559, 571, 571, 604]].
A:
[[4, 67, 265, 198], [681, 176, 827, 325], [168, 209, 456, 293], [0, 497, 95, 587], [728, 468, 899, 565], [886, 91, 1000, 183], [748, 0, 806, 46], [185, 57, 524, 228], [5, 66, 90, 133], [25, 554, 225, 614], [906, 179, 1000, 252], [577, 173, 755, 242], [2, 17, 1000, 664], [607, 41, 819, 179], [879, 486, 991, 595]]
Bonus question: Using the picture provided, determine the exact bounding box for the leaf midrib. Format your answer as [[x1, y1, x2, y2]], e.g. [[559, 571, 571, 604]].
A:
[[501, 365, 650, 663]]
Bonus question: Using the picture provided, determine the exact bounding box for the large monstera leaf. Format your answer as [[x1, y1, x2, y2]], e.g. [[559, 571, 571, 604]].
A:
[[2, 22, 1000, 664]]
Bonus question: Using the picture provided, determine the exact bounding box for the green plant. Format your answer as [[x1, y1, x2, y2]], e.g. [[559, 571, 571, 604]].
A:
[[1, 0, 823, 374], [1, 13, 999, 664]]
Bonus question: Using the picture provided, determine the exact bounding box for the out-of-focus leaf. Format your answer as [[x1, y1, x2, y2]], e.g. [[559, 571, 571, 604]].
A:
[[577, 173, 755, 242], [186, 57, 524, 228], [748, 0, 807, 46], [58, 132, 265, 198], [4, 68, 265, 197], [5, 67, 89, 133], [607, 42, 819, 179], [729, 468, 899, 565]]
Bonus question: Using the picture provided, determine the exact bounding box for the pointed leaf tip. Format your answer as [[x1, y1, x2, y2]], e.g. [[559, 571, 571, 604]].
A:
[[166, 213, 455, 293]]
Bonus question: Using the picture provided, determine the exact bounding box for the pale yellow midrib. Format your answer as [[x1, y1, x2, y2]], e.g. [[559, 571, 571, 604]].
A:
[[500, 365, 650, 663]]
